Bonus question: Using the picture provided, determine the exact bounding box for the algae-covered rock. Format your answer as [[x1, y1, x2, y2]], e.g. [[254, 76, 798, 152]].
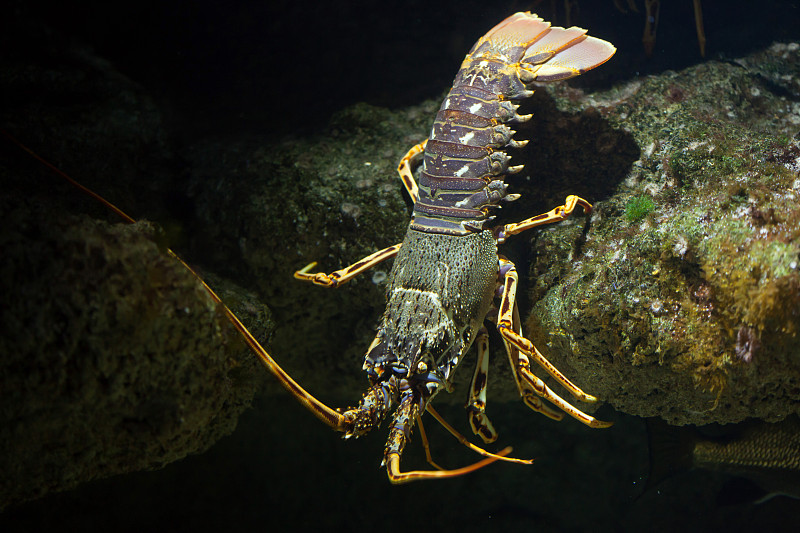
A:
[[0, 197, 269, 510], [0, 16, 275, 508], [526, 54, 800, 425]]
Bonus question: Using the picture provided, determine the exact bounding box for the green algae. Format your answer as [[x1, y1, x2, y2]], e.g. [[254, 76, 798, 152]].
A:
[[625, 195, 656, 223]]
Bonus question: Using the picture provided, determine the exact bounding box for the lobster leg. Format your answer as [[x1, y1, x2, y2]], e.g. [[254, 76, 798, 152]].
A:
[[419, 409, 528, 470], [496, 258, 612, 428], [495, 195, 592, 243], [642, 0, 660, 57], [383, 391, 512, 483], [693, 0, 706, 57], [294, 244, 401, 287], [466, 326, 499, 443], [295, 139, 428, 288], [396, 139, 427, 204], [500, 303, 568, 422], [385, 446, 512, 484], [415, 413, 446, 471]]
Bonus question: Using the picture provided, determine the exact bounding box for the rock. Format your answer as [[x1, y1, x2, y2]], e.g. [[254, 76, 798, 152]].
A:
[[0, 17, 269, 507], [527, 58, 800, 425], [0, 198, 269, 510]]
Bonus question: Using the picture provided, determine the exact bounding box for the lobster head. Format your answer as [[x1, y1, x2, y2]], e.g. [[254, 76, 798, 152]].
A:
[[362, 229, 500, 398]]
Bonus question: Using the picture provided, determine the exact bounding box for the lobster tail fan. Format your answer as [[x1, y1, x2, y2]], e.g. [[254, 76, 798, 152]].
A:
[[476, 11, 615, 83], [529, 34, 616, 81], [521, 26, 588, 65], [523, 28, 616, 82], [480, 12, 551, 49]]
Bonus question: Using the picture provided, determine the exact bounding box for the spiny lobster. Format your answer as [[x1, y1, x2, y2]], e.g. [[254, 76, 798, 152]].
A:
[[5, 11, 617, 484], [294, 11, 616, 482]]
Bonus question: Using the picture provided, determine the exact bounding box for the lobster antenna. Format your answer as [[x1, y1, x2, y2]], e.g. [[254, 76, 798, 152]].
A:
[[426, 405, 534, 465], [0, 129, 348, 431], [0, 129, 136, 224]]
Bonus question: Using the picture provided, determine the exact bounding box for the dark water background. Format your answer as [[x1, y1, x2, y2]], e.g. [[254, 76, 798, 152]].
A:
[[15, 0, 799, 140], [2, 0, 800, 531]]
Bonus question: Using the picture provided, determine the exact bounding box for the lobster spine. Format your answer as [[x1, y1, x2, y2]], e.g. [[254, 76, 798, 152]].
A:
[[411, 12, 615, 236]]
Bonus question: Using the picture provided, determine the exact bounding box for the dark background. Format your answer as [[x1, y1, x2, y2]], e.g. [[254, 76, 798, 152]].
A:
[[9, 0, 799, 140]]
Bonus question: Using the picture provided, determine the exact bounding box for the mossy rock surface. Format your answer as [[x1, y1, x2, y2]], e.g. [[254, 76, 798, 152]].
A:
[[0, 31, 271, 510], [526, 54, 800, 425], [0, 198, 269, 510]]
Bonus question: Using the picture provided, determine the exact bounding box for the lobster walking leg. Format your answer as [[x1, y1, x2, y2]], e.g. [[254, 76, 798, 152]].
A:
[[383, 391, 512, 483], [419, 408, 528, 471], [415, 413, 446, 471], [495, 195, 592, 243], [501, 303, 568, 421], [385, 444, 512, 484], [397, 140, 427, 204], [426, 405, 533, 465], [293, 243, 401, 287], [295, 139, 432, 288], [295, 139, 432, 289], [467, 326, 499, 443], [496, 258, 612, 428]]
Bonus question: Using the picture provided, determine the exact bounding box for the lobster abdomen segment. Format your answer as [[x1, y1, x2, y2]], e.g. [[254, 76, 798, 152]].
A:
[[411, 12, 615, 236]]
